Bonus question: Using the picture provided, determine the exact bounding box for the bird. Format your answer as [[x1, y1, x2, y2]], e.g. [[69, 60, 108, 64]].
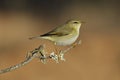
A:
[[29, 19, 83, 46]]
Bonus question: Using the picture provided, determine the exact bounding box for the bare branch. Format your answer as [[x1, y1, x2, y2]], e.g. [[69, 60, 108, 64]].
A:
[[0, 45, 44, 74], [0, 40, 81, 74]]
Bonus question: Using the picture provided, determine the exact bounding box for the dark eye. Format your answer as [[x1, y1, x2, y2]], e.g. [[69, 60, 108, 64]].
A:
[[73, 21, 78, 24]]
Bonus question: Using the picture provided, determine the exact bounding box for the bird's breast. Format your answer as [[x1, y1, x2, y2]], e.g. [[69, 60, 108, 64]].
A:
[[54, 33, 79, 46]]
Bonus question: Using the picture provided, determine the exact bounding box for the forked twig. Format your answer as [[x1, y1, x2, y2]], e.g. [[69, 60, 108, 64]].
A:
[[0, 40, 81, 74]]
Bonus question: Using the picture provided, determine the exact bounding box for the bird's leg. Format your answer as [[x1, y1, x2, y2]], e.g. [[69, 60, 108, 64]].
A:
[[54, 46, 59, 54], [53, 42, 59, 55]]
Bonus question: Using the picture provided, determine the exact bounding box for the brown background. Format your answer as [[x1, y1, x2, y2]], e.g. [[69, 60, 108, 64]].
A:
[[0, 0, 120, 80]]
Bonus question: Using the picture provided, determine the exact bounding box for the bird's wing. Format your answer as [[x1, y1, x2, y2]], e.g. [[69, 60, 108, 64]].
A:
[[40, 26, 70, 37], [40, 30, 68, 37]]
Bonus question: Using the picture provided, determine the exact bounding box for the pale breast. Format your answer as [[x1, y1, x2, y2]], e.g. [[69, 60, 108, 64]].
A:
[[55, 34, 79, 46]]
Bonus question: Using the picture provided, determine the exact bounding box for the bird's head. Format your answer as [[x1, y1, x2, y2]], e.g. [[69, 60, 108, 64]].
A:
[[66, 19, 84, 31]]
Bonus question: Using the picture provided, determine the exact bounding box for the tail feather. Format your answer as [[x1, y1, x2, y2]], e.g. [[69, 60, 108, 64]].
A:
[[29, 36, 54, 41], [29, 36, 40, 40]]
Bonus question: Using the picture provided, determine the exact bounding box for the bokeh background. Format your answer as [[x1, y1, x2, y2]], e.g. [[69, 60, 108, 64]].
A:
[[0, 0, 120, 80]]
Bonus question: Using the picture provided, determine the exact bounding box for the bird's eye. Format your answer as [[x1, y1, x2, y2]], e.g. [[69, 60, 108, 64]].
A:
[[73, 21, 78, 24]]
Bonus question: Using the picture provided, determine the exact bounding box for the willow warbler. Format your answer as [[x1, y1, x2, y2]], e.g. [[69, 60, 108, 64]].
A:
[[29, 19, 83, 46]]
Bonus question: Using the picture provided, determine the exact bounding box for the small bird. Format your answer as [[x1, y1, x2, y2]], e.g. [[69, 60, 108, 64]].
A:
[[29, 19, 83, 46]]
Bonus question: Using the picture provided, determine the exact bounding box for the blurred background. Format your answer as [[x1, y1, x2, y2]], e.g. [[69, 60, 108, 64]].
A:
[[0, 0, 120, 80]]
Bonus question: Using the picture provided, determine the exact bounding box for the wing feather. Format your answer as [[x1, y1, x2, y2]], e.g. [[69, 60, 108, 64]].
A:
[[40, 25, 72, 37]]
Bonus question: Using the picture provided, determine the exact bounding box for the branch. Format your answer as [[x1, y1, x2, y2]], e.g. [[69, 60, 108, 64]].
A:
[[0, 40, 81, 74]]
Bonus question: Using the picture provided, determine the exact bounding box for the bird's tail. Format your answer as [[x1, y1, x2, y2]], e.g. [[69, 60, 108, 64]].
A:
[[29, 36, 53, 41], [29, 36, 41, 40]]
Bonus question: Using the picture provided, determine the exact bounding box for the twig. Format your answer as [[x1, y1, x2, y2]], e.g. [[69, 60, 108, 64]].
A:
[[0, 40, 81, 74], [0, 45, 44, 74]]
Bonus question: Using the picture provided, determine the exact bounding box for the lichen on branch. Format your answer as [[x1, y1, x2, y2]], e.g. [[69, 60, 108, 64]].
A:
[[0, 40, 81, 74]]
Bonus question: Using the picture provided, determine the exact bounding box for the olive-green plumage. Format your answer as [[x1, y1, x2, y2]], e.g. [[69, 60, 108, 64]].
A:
[[29, 19, 83, 46]]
